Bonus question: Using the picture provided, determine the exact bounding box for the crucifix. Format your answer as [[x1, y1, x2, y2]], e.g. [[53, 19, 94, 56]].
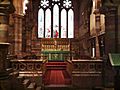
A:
[[54, 39, 58, 50]]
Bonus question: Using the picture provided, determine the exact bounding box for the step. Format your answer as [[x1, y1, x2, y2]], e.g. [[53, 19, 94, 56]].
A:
[[27, 82, 36, 90], [17, 76, 24, 83], [64, 79, 71, 85], [36, 86, 41, 90], [23, 79, 31, 88], [45, 62, 67, 70], [9, 71, 19, 77], [46, 67, 66, 70], [93, 87, 104, 90], [6, 68, 13, 74], [46, 62, 67, 66], [19, 71, 42, 77], [104, 88, 114, 90], [44, 85, 73, 90]]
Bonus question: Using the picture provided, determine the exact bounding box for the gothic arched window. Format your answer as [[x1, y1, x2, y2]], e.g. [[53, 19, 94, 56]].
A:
[[38, 9, 44, 38], [61, 9, 67, 38], [38, 0, 74, 38], [23, 0, 29, 14], [45, 9, 51, 38], [68, 9, 74, 38]]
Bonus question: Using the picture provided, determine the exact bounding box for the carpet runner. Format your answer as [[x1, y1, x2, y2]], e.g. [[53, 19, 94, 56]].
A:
[[43, 62, 71, 86], [49, 70, 64, 85]]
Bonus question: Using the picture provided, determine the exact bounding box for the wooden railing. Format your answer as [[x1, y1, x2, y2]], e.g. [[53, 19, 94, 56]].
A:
[[72, 59, 103, 88], [10, 59, 43, 76], [66, 60, 73, 77], [72, 59, 103, 73]]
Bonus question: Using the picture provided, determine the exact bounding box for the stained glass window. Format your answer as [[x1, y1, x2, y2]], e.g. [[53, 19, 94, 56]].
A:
[[63, 0, 72, 8], [45, 9, 51, 38], [53, 4, 59, 38], [38, 0, 74, 38], [38, 9, 44, 38], [61, 9, 67, 38], [41, 0, 49, 8], [68, 9, 74, 38]]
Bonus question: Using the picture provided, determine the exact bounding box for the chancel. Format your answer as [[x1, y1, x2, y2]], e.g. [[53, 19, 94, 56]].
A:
[[41, 38, 70, 62], [0, 0, 120, 90]]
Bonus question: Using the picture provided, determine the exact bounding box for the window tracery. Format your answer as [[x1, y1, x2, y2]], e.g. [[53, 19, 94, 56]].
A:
[[38, 0, 74, 38], [41, 0, 49, 8]]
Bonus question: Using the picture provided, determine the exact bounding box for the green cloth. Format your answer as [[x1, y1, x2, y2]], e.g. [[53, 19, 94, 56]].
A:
[[109, 53, 120, 67], [41, 50, 70, 61], [41, 50, 70, 54]]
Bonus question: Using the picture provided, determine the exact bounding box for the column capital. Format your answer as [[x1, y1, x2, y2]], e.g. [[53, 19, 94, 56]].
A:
[[0, 0, 15, 15]]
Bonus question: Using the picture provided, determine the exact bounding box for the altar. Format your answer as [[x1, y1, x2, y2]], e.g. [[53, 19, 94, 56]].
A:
[[41, 38, 71, 61], [41, 50, 70, 61]]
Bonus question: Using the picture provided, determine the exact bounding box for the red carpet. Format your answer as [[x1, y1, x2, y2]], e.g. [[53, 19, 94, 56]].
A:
[[50, 70, 64, 85], [43, 62, 71, 85]]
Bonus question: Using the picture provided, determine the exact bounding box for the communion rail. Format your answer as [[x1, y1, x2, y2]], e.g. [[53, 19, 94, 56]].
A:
[[10, 59, 43, 76]]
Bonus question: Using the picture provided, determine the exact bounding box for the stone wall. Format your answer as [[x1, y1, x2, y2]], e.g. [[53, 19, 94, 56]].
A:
[[78, 0, 91, 57]]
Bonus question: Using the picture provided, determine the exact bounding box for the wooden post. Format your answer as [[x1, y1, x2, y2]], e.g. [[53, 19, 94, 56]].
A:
[[94, 10, 101, 59]]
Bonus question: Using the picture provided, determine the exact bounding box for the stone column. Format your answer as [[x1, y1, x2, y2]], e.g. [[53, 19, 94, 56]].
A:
[[117, 5, 120, 53], [0, 1, 9, 74], [0, 0, 13, 77], [106, 6, 118, 54], [0, 1, 15, 90], [0, 44, 9, 73], [0, 10, 9, 72], [100, 4, 119, 90], [101, 5, 118, 54]]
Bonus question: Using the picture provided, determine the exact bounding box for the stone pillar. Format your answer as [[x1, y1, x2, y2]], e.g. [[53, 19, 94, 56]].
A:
[[0, 1, 10, 74], [0, 7, 10, 72], [117, 5, 120, 53], [0, 44, 9, 73], [0, 1, 15, 90], [100, 5, 118, 54], [102, 5, 118, 54], [114, 69, 120, 90]]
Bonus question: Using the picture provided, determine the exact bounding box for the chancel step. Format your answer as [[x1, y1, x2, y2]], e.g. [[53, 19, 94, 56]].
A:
[[27, 82, 36, 90]]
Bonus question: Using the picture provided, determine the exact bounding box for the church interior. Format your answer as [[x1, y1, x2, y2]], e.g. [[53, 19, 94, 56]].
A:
[[0, 0, 120, 90]]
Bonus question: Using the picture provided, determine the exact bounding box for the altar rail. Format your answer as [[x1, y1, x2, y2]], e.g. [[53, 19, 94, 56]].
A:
[[72, 59, 103, 73], [72, 59, 103, 88], [10, 59, 43, 76]]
